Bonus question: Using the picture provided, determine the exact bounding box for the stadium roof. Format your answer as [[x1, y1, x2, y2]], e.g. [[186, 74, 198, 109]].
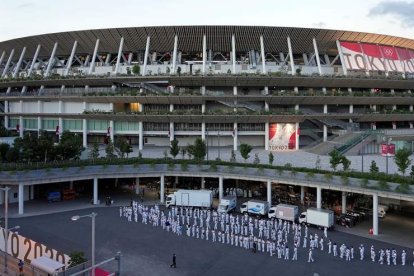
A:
[[0, 26, 414, 60]]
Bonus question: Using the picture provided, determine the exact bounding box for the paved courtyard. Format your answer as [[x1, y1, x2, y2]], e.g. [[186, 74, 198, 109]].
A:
[[12, 206, 414, 276]]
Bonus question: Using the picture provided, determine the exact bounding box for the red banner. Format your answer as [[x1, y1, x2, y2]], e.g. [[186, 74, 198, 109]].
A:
[[381, 143, 395, 157]]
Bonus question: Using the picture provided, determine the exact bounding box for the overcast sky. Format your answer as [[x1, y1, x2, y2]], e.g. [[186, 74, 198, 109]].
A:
[[1, 0, 413, 42]]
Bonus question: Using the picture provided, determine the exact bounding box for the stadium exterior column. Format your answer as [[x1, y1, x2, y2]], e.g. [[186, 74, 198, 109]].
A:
[[295, 122, 300, 150], [45, 42, 58, 77], [287, 36, 295, 75], [300, 186, 305, 203], [233, 122, 238, 151], [0, 52, 5, 71], [18, 184, 24, 215], [25, 44, 41, 83], [202, 123, 206, 141], [127, 52, 133, 64], [169, 122, 174, 142], [260, 35, 266, 74], [142, 36, 150, 76], [219, 176, 223, 201], [88, 39, 100, 75], [58, 100, 63, 140], [342, 191, 347, 214], [349, 104, 353, 123], [265, 122, 269, 150], [336, 40, 348, 76], [19, 115, 24, 138], [202, 34, 207, 75], [138, 122, 143, 151], [64, 41, 78, 76], [316, 186, 322, 209], [93, 178, 98, 205], [312, 38, 322, 75], [302, 53, 309, 65], [323, 104, 328, 142], [109, 120, 114, 142], [201, 177, 205, 189], [105, 54, 111, 65], [30, 185, 35, 200], [4, 101, 8, 129], [1, 49, 15, 78], [160, 175, 165, 203], [82, 119, 87, 148], [36, 100, 42, 135], [172, 35, 178, 74], [113, 37, 124, 75], [12, 47, 26, 78], [232, 34, 236, 74], [322, 87, 327, 95], [373, 193, 378, 235], [267, 180, 271, 206]]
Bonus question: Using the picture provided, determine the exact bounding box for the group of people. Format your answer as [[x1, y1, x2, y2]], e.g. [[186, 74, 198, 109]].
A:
[[119, 202, 413, 267]]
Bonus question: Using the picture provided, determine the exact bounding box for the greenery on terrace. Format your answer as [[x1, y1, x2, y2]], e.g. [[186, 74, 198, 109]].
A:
[[0, 134, 413, 195]]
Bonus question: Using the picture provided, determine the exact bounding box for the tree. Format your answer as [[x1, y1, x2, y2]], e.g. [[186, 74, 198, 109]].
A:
[[410, 165, 414, 179], [0, 125, 11, 137], [37, 131, 54, 162], [268, 152, 274, 165], [341, 156, 351, 171], [105, 139, 117, 159], [68, 251, 87, 268], [5, 147, 19, 162], [253, 153, 260, 164], [239, 144, 252, 162], [370, 160, 379, 174], [187, 138, 206, 161], [89, 142, 100, 160], [132, 64, 140, 75], [170, 139, 180, 159], [115, 138, 133, 158], [55, 131, 84, 160], [0, 143, 10, 161], [394, 147, 412, 175], [329, 150, 342, 171]]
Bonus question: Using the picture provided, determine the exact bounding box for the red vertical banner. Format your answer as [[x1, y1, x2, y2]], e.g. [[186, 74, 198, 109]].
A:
[[268, 123, 296, 151]]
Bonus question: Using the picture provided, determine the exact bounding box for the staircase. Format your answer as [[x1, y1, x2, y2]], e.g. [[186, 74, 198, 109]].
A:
[[306, 132, 359, 155], [217, 100, 262, 112]]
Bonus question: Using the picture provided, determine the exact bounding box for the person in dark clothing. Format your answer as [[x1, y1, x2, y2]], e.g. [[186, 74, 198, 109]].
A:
[[170, 253, 177, 268]]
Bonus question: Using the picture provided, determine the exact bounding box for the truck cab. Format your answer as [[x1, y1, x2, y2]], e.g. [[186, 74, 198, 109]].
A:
[[299, 211, 307, 224], [240, 203, 248, 214], [268, 207, 277, 219], [166, 194, 175, 207]]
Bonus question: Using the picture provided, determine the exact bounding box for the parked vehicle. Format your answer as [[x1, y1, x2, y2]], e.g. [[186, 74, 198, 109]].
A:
[[47, 191, 61, 203], [378, 205, 387, 218], [218, 195, 237, 214], [299, 208, 334, 228], [268, 204, 299, 222], [240, 200, 270, 216], [166, 189, 212, 208]]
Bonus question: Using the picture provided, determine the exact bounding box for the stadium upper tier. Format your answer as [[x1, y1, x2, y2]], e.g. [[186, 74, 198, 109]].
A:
[[0, 26, 413, 80]]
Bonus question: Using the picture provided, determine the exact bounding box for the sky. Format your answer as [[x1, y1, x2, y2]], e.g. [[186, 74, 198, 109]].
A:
[[0, 0, 413, 42]]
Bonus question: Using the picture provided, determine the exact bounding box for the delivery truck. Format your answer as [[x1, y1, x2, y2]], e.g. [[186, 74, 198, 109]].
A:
[[268, 204, 299, 222], [218, 195, 237, 214], [165, 189, 213, 208], [240, 200, 270, 216], [299, 208, 334, 228]]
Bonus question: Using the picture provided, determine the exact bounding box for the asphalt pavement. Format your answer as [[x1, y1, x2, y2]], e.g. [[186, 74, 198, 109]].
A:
[[11, 206, 414, 276]]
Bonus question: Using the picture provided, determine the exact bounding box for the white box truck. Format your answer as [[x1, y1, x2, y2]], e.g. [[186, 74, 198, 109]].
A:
[[299, 208, 334, 228], [240, 200, 270, 216], [165, 189, 212, 208], [268, 204, 299, 222], [218, 195, 237, 214]]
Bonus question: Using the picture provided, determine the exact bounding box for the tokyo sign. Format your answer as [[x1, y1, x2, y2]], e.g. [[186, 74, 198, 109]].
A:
[[338, 41, 414, 74], [268, 123, 297, 151]]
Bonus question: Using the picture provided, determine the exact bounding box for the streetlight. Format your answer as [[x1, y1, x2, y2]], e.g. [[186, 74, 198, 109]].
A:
[[71, 212, 97, 276], [0, 186, 10, 274], [383, 137, 392, 174], [361, 138, 365, 173]]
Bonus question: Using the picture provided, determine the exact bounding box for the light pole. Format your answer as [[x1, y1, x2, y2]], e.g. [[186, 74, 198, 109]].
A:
[[0, 186, 10, 274], [384, 137, 392, 175], [361, 139, 365, 173], [71, 212, 97, 276]]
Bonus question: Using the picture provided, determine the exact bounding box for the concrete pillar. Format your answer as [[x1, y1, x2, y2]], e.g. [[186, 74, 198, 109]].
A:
[[109, 120, 114, 142], [300, 186, 305, 203], [316, 186, 322, 209], [287, 36, 295, 75], [409, 122, 413, 129], [174, 176, 178, 189], [392, 122, 397, 130], [88, 39, 100, 75], [12, 47, 26, 78], [93, 178, 98, 205], [18, 184, 24, 215], [265, 122, 269, 150], [233, 122, 238, 151], [336, 40, 348, 76], [171, 35, 178, 74], [260, 35, 266, 74], [201, 122, 206, 141], [139, 122, 144, 151], [64, 41, 77, 76], [373, 193, 378, 235], [219, 176, 223, 200], [142, 36, 150, 76], [30, 185, 35, 200], [267, 180, 272, 206], [69, 181, 74, 190], [202, 34, 207, 75], [82, 119, 87, 148], [323, 125, 328, 142], [342, 191, 347, 214], [113, 37, 124, 75], [349, 104, 353, 123], [135, 177, 140, 195], [313, 37, 322, 75], [231, 34, 236, 74], [19, 116, 24, 138], [169, 122, 174, 141], [45, 42, 58, 77], [160, 175, 165, 203], [201, 177, 205, 189], [4, 101, 8, 128]]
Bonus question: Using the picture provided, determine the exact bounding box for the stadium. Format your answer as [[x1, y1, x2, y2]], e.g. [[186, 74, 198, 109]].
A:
[[0, 25, 414, 153]]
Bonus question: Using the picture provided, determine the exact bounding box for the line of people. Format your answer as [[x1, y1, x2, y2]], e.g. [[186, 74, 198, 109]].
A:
[[119, 202, 413, 267]]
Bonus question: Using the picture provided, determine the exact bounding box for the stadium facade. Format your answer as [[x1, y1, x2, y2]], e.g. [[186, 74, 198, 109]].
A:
[[0, 26, 414, 151]]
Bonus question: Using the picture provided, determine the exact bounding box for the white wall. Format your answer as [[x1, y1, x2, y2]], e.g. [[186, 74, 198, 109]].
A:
[[22, 101, 38, 113], [8, 101, 22, 113], [0, 186, 30, 204], [64, 102, 84, 114], [42, 101, 59, 113]]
